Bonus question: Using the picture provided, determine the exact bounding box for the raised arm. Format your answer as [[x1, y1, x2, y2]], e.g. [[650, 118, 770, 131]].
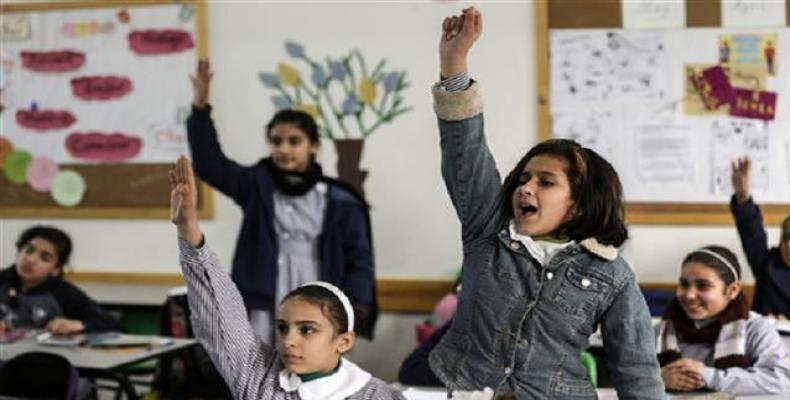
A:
[[436, 8, 503, 243], [170, 156, 276, 399], [729, 158, 771, 277], [186, 60, 255, 203]]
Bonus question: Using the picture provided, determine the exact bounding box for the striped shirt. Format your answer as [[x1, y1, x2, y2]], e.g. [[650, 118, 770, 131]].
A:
[[178, 238, 405, 400]]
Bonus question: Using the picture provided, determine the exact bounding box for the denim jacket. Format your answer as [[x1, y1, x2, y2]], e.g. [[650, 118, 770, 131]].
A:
[[427, 83, 664, 399]]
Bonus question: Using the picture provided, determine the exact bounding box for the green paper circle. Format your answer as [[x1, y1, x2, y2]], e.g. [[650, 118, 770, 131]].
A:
[[4, 150, 32, 184], [50, 169, 86, 207]]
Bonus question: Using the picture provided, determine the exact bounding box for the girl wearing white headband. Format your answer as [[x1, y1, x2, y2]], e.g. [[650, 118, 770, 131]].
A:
[[169, 156, 404, 400], [655, 245, 790, 395]]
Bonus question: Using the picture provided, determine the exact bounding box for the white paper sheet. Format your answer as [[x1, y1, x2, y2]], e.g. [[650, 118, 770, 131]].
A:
[[552, 111, 617, 161], [721, 0, 787, 28], [710, 119, 770, 195], [622, 0, 686, 30], [635, 121, 695, 182]]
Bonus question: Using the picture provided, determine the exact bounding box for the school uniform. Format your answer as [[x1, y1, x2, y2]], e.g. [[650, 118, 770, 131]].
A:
[[0, 267, 120, 332], [177, 238, 404, 400], [186, 105, 377, 340]]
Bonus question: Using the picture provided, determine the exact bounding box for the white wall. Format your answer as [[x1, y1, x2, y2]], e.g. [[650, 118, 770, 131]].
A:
[[2, 1, 784, 285]]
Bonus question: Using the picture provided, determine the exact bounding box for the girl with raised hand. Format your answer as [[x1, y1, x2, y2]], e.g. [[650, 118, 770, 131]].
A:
[[429, 7, 664, 399], [169, 156, 403, 400], [656, 245, 790, 395], [187, 59, 376, 343]]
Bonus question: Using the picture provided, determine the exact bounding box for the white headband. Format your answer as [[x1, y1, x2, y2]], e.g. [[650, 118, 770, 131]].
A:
[[694, 248, 740, 282], [301, 281, 354, 333]]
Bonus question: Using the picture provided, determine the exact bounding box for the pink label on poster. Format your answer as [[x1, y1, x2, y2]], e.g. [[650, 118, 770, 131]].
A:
[[65, 132, 142, 161], [71, 76, 133, 100], [20, 50, 85, 72], [16, 109, 77, 131], [701, 66, 734, 108], [26, 156, 59, 192], [128, 29, 194, 55], [730, 88, 777, 120]]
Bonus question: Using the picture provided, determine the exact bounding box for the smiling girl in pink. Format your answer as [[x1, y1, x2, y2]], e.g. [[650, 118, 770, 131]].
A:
[[656, 245, 790, 394]]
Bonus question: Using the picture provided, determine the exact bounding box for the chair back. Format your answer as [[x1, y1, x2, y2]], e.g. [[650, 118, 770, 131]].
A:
[[0, 351, 80, 400]]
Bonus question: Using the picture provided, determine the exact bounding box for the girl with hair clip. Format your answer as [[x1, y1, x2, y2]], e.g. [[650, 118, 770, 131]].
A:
[[656, 245, 790, 395], [169, 156, 404, 400], [429, 7, 663, 399]]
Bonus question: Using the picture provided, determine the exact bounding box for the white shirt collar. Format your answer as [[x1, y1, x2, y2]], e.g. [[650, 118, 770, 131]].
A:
[[278, 357, 371, 400], [508, 220, 573, 266]]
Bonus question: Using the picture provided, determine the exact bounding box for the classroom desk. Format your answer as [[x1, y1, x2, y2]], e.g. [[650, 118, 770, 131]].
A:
[[0, 331, 196, 399]]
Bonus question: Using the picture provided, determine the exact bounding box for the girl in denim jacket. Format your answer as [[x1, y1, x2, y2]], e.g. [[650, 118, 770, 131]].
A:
[[656, 245, 790, 395], [428, 8, 664, 399]]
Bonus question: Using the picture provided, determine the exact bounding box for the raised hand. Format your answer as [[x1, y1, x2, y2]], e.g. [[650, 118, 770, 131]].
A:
[[170, 155, 203, 246], [439, 7, 482, 78], [190, 58, 213, 108], [731, 157, 751, 204]]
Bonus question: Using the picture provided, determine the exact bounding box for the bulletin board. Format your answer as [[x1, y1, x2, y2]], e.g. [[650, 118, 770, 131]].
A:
[[0, 0, 212, 219], [536, 0, 790, 225]]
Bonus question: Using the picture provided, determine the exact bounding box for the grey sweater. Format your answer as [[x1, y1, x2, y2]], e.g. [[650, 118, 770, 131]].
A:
[[178, 238, 404, 400]]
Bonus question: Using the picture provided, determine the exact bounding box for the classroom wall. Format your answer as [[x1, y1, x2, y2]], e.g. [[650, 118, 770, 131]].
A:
[[2, 0, 786, 383], [2, 1, 780, 283]]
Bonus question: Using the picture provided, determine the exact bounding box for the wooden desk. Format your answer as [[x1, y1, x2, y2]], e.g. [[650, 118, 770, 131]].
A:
[[0, 331, 196, 399]]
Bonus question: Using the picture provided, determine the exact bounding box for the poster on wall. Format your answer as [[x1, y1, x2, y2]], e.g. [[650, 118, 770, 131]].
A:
[[0, 3, 198, 208]]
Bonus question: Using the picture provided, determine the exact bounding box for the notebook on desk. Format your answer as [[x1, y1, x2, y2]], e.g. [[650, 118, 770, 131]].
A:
[[36, 332, 86, 347]]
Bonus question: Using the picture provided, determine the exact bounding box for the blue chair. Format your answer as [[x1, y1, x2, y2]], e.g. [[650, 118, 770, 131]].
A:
[[642, 289, 675, 317]]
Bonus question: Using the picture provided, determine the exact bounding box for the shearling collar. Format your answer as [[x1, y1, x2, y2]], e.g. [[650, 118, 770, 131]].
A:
[[579, 238, 618, 261]]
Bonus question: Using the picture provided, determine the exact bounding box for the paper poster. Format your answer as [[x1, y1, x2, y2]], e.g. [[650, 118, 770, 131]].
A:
[[26, 156, 58, 192], [3, 149, 31, 184], [0, 15, 31, 41], [720, 33, 778, 76], [635, 122, 694, 182], [2, 5, 194, 164], [721, 0, 786, 28], [684, 64, 766, 115], [730, 88, 777, 120], [711, 119, 769, 195], [50, 169, 86, 207], [550, 30, 668, 111], [0, 137, 12, 169], [551, 111, 616, 161], [622, 0, 686, 30]]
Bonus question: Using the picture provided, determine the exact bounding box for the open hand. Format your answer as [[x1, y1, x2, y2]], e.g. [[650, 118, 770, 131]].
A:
[[190, 59, 213, 108], [439, 7, 482, 78], [731, 157, 751, 204], [169, 155, 203, 246]]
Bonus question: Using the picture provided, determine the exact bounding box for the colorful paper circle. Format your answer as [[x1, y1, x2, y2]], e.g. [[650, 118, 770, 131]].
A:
[[4, 149, 32, 184], [26, 156, 59, 192], [50, 169, 86, 207], [0, 137, 12, 170]]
